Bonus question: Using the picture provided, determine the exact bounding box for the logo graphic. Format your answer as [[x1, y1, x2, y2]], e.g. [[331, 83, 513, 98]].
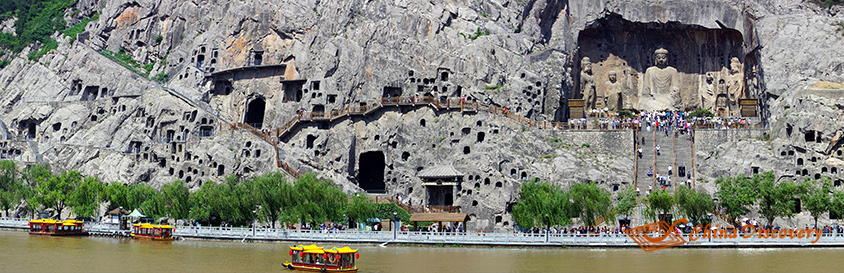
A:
[[624, 219, 688, 252]]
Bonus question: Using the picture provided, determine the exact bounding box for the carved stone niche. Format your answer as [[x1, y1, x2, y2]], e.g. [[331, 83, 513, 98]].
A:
[[572, 14, 750, 114]]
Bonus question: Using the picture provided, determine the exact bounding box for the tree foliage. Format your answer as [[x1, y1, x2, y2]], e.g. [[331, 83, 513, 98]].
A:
[[800, 177, 831, 228], [831, 191, 844, 224], [569, 183, 614, 227], [756, 172, 798, 226], [68, 176, 104, 218], [645, 189, 674, 222], [161, 180, 190, 220], [0, 0, 75, 60], [344, 193, 377, 225], [675, 186, 714, 225], [716, 174, 758, 225], [246, 172, 294, 228], [0, 160, 22, 217], [511, 180, 573, 229], [288, 173, 346, 227], [34, 170, 81, 217], [614, 186, 638, 218]]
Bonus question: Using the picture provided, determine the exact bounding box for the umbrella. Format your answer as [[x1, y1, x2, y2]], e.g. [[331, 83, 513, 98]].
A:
[[366, 218, 381, 223], [127, 209, 145, 218]]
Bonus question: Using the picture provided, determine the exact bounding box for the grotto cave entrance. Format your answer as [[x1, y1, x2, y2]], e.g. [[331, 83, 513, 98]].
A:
[[244, 97, 266, 129], [573, 13, 748, 113], [426, 186, 453, 206], [358, 151, 386, 193]]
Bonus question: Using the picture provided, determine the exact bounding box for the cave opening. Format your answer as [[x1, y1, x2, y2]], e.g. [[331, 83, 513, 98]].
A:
[[575, 13, 746, 113], [383, 86, 402, 97], [427, 185, 453, 206], [358, 151, 386, 193], [245, 97, 266, 129], [306, 135, 317, 149]]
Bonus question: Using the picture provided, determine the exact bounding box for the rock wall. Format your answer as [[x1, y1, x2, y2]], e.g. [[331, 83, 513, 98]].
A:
[[1, 0, 844, 229]]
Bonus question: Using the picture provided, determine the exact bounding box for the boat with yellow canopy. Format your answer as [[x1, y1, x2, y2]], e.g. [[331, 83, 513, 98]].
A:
[[131, 223, 175, 241], [282, 244, 358, 272], [28, 219, 88, 236]]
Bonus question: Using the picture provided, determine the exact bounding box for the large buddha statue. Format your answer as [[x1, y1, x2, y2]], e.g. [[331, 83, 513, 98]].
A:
[[640, 48, 679, 110], [580, 57, 597, 110]]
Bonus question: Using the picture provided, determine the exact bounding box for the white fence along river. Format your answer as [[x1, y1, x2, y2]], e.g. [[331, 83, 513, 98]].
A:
[[2, 217, 843, 247]]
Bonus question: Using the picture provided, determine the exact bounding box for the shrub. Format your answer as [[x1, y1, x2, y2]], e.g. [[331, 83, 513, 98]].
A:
[[152, 72, 169, 83], [689, 109, 715, 118]]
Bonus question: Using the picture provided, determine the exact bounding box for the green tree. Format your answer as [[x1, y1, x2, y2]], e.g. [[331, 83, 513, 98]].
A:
[[161, 180, 190, 220], [218, 175, 256, 226], [246, 172, 294, 228], [674, 187, 715, 225], [189, 182, 221, 225], [716, 174, 758, 226], [0, 160, 22, 217], [18, 163, 50, 217], [344, 193, 377, 228], [68, 176, 104, 218], [614, 186, 638, 219], [511, 180, 573, 230], [569, 183, 614, 227], [800, 177, 831, 228], [757, 172, 798, 226], [22, 163, 51, 188], [104, 183, 131, 210], [288, 173, 346, 228], [831, 191, 844, 224], [127, 184, 157, 212], [645, 189, 673, 222], [34, 170, 80, 218], [189, 175, 255, 226]]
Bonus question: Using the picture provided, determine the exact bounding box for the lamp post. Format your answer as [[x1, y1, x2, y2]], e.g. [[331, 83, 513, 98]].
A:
[[252, 205, 260, 237], [393, 212, 398, 240], [544, 214, 550, 243]]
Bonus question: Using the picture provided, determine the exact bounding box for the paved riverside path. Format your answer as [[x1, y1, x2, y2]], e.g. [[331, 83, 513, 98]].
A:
[[3, 218, 844, 248]]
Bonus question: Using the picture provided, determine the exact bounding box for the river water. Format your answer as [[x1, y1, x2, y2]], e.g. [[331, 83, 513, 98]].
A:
[[1, 229, 843, 272]]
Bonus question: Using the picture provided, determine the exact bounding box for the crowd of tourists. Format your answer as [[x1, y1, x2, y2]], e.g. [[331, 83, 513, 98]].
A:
[[573, 109, 759, 131]]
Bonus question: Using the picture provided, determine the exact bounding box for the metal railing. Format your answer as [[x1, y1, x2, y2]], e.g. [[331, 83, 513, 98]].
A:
[[2, 217, 844, 246]]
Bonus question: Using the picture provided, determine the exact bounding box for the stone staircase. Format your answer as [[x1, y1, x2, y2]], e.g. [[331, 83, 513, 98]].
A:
[[635, 125, 694, 193], [635, 128, 657, 188]]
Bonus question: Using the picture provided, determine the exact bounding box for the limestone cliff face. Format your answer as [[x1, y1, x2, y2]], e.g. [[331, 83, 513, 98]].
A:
[[1, 0, 843, 230]]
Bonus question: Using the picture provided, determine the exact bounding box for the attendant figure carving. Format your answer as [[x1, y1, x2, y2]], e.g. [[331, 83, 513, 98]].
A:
[[726, 57, 745, 115], [604, 71, 622, 111], [580, 57, 597, 110]]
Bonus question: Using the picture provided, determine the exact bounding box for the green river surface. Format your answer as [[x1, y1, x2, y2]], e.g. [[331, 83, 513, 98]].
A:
[[1, 229, 843, 272]]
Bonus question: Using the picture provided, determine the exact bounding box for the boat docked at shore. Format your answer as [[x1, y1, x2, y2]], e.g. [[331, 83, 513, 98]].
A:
[[28, 219, 88, 236], [282, 244, 358, 272], [131, 223, 175, 241]]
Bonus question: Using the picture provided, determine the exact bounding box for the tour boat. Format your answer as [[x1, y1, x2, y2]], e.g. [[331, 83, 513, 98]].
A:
[[131, 223, 175, 241], [282, 244, 359, 272], [28, 219, 88, 236]]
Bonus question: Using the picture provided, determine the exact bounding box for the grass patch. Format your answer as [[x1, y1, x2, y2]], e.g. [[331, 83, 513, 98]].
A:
[[101, 47, 150, 76], [460, 27, 490, 40], [27, 38, 57, 60], [63, 12, 99, 44], [152, 72, 169, 83], [484, 85, 503, 90]]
